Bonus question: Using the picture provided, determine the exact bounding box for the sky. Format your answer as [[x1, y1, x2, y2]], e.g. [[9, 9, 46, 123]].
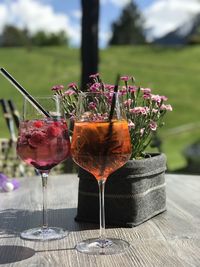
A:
[[0, 0, 200, 47]]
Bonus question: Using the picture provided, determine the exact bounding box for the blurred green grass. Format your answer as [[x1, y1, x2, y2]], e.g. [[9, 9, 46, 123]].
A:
[[0, 45, 200, 171]]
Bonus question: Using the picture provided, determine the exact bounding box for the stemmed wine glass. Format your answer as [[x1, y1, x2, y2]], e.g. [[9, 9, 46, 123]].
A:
[[71, 92, 132, 254], [17, 96, 71, 241]]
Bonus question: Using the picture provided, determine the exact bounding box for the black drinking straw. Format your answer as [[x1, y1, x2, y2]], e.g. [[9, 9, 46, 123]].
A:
[[0, 67, 51, 117], [108, 74, 120, 121], [100, 74, 120, 176]]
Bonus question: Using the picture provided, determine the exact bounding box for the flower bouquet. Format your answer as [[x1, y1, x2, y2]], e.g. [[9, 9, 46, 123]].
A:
[[51, 73, 172, 226], [51, 73, 172, 159]]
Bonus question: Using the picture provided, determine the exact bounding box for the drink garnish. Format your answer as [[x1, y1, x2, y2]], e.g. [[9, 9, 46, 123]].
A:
[[34, 121, 44, 128]]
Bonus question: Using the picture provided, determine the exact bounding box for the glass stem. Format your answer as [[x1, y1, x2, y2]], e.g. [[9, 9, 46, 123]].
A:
[[41, 172, 49, 230], [98, 179, 106, 240]]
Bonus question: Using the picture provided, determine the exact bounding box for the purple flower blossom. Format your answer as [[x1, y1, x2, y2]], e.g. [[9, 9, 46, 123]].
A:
[[51, 85, 64, 91]]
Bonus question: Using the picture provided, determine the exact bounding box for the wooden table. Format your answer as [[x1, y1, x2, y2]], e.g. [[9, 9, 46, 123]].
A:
[[0, 173, 200, 266]]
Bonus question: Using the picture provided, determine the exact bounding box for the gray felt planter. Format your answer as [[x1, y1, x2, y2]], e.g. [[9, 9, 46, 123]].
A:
[[75, 153, 167, 227]]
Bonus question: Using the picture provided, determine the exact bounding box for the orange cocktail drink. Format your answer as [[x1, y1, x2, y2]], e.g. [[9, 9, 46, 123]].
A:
[[71, 120, 131, 180], [71, 91, 132, 254]]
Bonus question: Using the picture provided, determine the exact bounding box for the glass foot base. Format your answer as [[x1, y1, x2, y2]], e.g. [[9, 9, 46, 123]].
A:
[[76, 238, 130, 255], [20, 227, 68, 241]]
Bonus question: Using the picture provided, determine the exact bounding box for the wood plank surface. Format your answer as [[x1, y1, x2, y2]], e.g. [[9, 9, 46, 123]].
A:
[[0, 173, 200, 266]]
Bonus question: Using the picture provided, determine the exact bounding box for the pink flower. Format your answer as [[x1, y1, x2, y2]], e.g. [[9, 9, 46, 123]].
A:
[[93, 113, 108, 121], [128, 85, 137, 93], [140, 128, 145, 136], [89, 73, 99, 79], [130, 107, 149, 115], [160, 104, 173, 111], [144, 93, 166, 103], [143, 93, 151, 100], [64, 89, 76, 96], [67, 82, 77, 89], [104, 84, 115, 90], [152, 108, 158, 113], [89, 102, 97, 110], [89, 82, 101, 92], [120, 89, 127, 95], [106, 93, 114, 104], [151, 94, 162, 103], [51, 85, 64, 91], [128, 120, 135, 129], [124, 99, 132, 107], [120, 75, 131, 81], [160, 95, 168, 101], [149, 121, 157, 131], [144, 107, 150, 114], [50, 72, 172, 161], [141, 88, 151, 94]]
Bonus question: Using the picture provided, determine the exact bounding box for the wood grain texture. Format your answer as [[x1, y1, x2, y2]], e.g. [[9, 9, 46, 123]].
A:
[[0, 174, 200, 266]]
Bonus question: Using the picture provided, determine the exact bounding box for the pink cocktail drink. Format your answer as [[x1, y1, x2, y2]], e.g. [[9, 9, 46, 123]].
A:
[[17, 118, 70, 171], [16, 95, 71, 241]]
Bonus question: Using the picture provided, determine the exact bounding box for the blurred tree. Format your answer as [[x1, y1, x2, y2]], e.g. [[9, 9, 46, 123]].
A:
[[81, 0, 99, 89], [0, 25, 68, 47], [0, 25, 29, 47], [188, 16, 200, 45], [31, 30, 68, 46], [109, 1, 146, 45], [48, 31, 68, 46]]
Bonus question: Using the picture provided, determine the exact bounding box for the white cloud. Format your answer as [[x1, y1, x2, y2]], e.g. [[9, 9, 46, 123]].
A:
[[144, 0, 200, 40], [71, 9, 82, 20], [109, 0, 131, 7], [0, 0, 80, 46], [101, 0, 131, 8], [68, 24, 81, 47], [0, 4, 7, 33], [99, 30, 112, 47]]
